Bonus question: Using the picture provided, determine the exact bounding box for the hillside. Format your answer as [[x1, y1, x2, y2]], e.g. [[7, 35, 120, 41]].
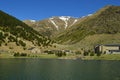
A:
[[24, 16, 80, 38], [55, 5, 120, 45], [0, 10, 52, 53]]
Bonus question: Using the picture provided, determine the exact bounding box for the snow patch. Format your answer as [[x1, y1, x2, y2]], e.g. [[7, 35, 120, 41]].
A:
[[59, 16, 71, 21], [30, 20, 36, 22], [81, 14, 93, 18], [50, 17, 54, 19], [71, 19, 78, 26], [87, 14, 93, 16], [59, 16, 71, 29], [81, 16, 86, 18], [49, 18, 59, 30]]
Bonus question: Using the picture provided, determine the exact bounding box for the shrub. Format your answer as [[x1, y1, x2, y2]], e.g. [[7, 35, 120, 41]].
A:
[[5, 43, 7, 46], [20, 53, 27, 56], [97, 51, 102, 56], [83, 50, 89, 56], [63, 52, 66, 56], [19, 40, 26, 47], [4, 33, 9, 37], [55, 52, 62, 57], [90, 53, 95, 56], [23, 47, 26, 50], [44, 50, 54, 54], [9, 47, 13, 49], [0, 43, 1, 46], [55, 51, 66, 57], [75, 51, 81, 55], [13, 52, 27, 57], [14, 52, 20, 56]]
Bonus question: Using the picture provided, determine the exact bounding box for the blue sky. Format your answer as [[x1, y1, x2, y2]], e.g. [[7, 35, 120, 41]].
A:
[[0, 0, 120, 20]]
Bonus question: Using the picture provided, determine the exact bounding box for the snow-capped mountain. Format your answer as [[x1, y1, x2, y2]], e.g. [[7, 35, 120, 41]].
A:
[[24, 16, 80, 37], [48, 16, 78, 30], [30, 19, 36, 22]]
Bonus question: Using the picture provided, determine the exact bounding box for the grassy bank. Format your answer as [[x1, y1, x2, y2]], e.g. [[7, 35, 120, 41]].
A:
[[93, 54, 120, 60], [83, 54, 120, 60], [0, 53, 120, 60], [0, 53, 58, 59], [0, 53, 14, 58]]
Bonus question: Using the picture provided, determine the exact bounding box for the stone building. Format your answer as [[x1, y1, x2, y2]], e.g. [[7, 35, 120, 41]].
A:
[[94, 44, 120, 54]]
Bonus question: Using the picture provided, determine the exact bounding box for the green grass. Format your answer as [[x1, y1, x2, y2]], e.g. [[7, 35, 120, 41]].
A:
[[29, 54, 58, 59], [82, 54, 120, 60], [0, 53, 58, 59], [1, 52, 120, 60], [55, 33, 120, 51], [0, 53, 14, 58], [94, 54, 120, 60], [55, 6, 120, 44]]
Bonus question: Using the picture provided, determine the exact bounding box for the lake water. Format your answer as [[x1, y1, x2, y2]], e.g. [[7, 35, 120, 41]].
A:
[[0, 59, 120, 80]]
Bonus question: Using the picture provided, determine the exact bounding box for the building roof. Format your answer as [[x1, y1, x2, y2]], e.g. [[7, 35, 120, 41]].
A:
[[104, 44, 120, 46]]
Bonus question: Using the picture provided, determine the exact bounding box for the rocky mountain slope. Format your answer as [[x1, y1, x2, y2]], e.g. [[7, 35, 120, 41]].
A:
[[24, 16, 80, 38], [54, 5, 120, 45], [0, 10, 52, 53], [23, 5, 120, 50]]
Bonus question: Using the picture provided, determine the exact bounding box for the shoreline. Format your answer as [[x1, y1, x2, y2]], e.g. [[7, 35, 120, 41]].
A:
[[0, 53, 120, 60]]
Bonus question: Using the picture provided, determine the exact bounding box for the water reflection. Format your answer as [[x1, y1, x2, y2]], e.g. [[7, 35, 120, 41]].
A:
[[0, 59, 120, 80]]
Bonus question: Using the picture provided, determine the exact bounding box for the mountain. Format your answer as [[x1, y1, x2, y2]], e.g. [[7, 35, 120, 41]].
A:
[[23, 5, 120, 50], [24, 16, 80, 38], [0, 10, 52, 52], [54, 5, 120, 48]]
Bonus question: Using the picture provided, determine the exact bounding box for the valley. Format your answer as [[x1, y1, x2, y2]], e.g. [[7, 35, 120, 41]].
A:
[[0, 5, 120, 60], [24, 16, 80, 38]]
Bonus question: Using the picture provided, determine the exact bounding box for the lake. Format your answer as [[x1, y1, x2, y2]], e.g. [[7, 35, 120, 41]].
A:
[[0, 59, 120, 80]]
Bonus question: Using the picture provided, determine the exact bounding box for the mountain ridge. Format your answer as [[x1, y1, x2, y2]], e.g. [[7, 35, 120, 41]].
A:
[[54, 5, 120, 47], [1, 5, 120, 52], [24, 16, 80, 38], [24, 5, 120, 49]]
